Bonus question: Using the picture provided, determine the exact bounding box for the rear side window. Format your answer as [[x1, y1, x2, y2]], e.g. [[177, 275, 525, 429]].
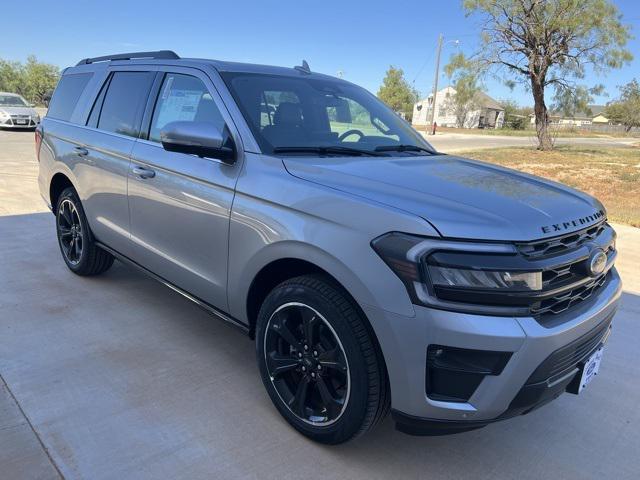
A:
[[47, 73, 93, 122], [97, 71, 154, 138]]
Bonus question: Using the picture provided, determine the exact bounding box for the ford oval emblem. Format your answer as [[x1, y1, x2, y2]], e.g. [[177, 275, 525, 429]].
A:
[[588, 249, 607, 277]]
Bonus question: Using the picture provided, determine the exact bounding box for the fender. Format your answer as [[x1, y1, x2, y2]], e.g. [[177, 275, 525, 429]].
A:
[[227, 238, 415, 325]]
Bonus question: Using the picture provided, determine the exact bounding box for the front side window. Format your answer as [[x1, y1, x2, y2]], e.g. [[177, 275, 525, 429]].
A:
[[47, 73, 93, 122], [97, 71, 154, 137], [149, 73, 225, 143], [222, 72, 433, 156]]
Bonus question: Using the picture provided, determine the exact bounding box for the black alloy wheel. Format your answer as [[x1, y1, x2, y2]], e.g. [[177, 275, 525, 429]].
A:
[[54, 187, 114, 276], [256, 274, 390, 444], [57, 198, 83, 265], [264, 302, 350, 425]]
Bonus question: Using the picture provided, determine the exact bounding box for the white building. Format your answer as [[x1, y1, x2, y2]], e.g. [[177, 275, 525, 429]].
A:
[[412, 86, 505, 129]]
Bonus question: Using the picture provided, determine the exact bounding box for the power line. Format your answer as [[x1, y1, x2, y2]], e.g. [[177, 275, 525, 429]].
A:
[[412, 44, 438, 85]]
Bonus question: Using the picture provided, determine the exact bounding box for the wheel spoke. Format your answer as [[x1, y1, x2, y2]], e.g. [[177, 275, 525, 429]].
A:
[[59, 226, 72, 238], [61, 239, 71, 256], [302, 310, 319, 346], [316, 376, 343, 418], [271, 313, 302, 350], [74, 238, 81, 258], [71, 207, 80, 226], [318, 348, 348, 373], [61, 204, 73, 226], [288, 376, 311, 417], [267, 352, 299, 378]]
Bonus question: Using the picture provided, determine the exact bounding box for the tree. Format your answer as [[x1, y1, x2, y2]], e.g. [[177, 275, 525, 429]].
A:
[[500, 98, 531, 129], [443, 76, 480, 127], [448, 0, 632, 150], [604, 79, 640, 133], [23, 56, 60, 105], [377, 66, 419, 122], [0, 56, 59, 105], [0, 60, 24, 95]]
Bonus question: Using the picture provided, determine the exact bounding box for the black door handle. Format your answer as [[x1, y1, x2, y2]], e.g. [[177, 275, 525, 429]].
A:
[[132, 166, 156, 179], [74, 146, 89, 156]]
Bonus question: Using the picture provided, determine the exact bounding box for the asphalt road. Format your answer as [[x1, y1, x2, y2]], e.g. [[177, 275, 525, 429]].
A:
[[1, 129, 639, 479], [425, 132, 638, 152]]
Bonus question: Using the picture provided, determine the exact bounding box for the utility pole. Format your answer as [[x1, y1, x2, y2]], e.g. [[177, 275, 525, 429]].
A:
[[429, 34, 444, 134]]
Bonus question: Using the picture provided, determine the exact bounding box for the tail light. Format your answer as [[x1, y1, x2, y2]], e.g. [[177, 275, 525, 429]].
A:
[[35, 127, 42, 162]]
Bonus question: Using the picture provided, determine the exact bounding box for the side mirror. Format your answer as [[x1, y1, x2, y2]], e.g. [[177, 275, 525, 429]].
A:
[[160, 121, 235, 164], [29, 103, 36, 108]]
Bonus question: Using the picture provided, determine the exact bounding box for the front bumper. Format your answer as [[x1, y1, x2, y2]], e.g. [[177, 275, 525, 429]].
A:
[[0, 117, 39, 128], [362, 268, 622, 435]]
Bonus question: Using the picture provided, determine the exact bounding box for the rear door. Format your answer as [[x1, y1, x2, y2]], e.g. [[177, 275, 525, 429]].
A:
[[127, 66, 243, 310], [71, 67, 156, 255]]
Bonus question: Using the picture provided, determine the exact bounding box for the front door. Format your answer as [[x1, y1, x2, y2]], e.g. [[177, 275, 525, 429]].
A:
[[127, 68, 241, 310]]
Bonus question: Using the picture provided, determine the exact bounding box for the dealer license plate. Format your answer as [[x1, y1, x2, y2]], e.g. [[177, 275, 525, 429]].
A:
[[578, 347, 604, 393]]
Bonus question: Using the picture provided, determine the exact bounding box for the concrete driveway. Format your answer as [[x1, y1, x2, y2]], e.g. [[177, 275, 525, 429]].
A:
[[1, 129, 639, 479], [424, 131, 638, 152]]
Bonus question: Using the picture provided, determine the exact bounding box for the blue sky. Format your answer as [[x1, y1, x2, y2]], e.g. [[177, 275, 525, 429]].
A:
[[3, 0, 639, 106]]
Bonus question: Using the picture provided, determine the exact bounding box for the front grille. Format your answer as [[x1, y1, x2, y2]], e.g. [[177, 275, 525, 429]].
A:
[[527, 313, 613, 384], [8, 115, 34, 126], [517, 221, 616, 320], [532, 274, 608, 316], [516, 221, 607, 259]]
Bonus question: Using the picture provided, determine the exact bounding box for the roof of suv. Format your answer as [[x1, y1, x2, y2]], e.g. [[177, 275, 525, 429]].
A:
[[68, 50, 337, 81]]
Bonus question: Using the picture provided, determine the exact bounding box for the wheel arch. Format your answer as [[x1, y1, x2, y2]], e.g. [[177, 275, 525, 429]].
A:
[[242, 244, 380, 341], [49, 171, 76, 212]]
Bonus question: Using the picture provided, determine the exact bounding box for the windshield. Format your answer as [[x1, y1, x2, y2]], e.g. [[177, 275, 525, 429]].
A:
[[221, 72, 434, 156], [0, 95, 28, 107]]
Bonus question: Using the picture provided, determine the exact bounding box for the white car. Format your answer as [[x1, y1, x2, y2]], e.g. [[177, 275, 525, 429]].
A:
[[0, 92, 41, 129]]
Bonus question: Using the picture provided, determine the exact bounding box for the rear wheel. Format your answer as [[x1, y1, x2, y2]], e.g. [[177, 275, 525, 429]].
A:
[[256, 274, 389, 444], [55, 187, 114, 276]]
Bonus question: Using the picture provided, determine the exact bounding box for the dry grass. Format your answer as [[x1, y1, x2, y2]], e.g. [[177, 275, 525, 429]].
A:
[[414, 125, 639, 138], [464, 145, 640, 228]]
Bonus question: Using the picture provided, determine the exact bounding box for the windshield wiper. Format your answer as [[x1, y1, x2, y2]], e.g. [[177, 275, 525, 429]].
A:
[[374, 144, 436, 154], [272, 146, 384, 156]]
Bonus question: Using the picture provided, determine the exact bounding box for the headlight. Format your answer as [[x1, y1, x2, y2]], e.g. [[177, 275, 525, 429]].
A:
[[428, 266, 541, 291], [0, 111, 8, 119], [371, 232, 542, 316]]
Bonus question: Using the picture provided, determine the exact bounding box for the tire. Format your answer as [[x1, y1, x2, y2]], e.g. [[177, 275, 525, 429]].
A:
[[256, 274, 390, 444], [55, 187, 114, 276]]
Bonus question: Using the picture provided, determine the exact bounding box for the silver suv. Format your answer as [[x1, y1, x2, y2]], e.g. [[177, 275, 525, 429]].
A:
[[37, 51, 621, 444]]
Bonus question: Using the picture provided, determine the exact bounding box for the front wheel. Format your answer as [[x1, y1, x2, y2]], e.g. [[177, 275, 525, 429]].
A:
[[55, 187, 114, 276], [256, 274, 389, 444]]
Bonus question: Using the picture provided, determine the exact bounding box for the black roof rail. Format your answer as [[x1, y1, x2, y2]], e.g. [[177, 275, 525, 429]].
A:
[[76, 50, 180, 66]]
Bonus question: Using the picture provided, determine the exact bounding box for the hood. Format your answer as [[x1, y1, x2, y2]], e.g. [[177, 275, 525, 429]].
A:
[[0, 106, 38, 116], [282, 154, 605, 241]]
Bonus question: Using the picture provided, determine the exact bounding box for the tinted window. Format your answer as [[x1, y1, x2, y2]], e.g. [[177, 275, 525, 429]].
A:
[[98, 71, 154, 137], [149, 73, 225, 143], [47, 73, 93, 122], [260, 90, 300, 128], [222, 72, 430, 155], [86, 76, 111, 127]]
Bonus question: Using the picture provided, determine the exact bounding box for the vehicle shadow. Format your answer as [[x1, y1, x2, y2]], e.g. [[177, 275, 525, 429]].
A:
[[1, 211, 638, 480]]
